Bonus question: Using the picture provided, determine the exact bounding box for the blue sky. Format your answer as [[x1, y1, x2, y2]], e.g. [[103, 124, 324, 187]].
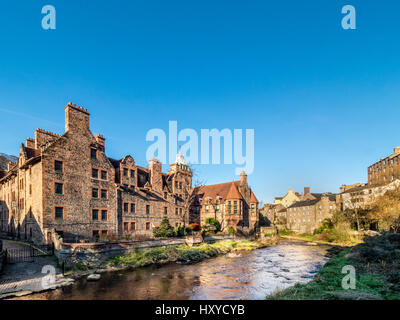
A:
[[1, 0, 400, 204]]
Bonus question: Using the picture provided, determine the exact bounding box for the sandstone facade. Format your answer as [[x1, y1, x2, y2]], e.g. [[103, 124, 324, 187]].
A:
[[0, 103, 190, 244], [190, 172, 259, 234]]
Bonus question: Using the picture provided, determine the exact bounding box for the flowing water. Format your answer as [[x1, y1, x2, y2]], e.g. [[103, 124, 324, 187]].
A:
[[19, 240, 330, 300]]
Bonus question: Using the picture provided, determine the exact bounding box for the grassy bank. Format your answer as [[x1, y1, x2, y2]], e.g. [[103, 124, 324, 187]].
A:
[[279, 229, 363, 246], [103, 239, 276, 270], [267, 233, 400, 300]]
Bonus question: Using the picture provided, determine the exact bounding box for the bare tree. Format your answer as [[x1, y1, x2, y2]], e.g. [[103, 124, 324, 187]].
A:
[[180, 164, 206, 228]]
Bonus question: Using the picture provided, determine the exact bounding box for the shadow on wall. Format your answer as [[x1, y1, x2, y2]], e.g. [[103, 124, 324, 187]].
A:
[[0, 201, 45, 244]]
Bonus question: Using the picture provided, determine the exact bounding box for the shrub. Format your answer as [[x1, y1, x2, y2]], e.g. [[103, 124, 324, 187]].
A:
[[228, 227, 236, 235], [313, 219, 333, 235], [187, 223, 201, 231], [205, 218, 221, 230], [153, 217, 175, 238], [279, 229, 294, 236], [173, 226, 185, 237]]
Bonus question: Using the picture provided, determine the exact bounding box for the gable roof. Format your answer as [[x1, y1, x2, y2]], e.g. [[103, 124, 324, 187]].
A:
[[193, 181, 243, 203]]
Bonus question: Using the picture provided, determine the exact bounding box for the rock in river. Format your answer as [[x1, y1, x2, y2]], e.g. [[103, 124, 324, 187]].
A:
[[87, 274, 101, 281]]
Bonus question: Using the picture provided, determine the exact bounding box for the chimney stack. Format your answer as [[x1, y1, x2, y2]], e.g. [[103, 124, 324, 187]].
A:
[[394, 147, 400, 154], [240, 171, 248, 186], [65, 102, 90, 133], [149, 158, 163, 194], [304, 187, 310, 195]]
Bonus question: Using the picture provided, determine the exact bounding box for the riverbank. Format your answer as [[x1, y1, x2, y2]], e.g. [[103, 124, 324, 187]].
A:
[[102, 238, 278, 272], [12, 239, 326, 300], [279, 229, 363, 247], [267, 233, 400, 300]]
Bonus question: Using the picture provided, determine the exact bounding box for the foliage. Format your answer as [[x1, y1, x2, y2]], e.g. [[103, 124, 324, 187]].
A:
[[278, 229, 295, 236], [173, 225, 185, 237], [153, 217, 174, 238], [313, 219, 334, 234], [205, 218, 221, 230], [228, 227, 236, 235], [368, 188, 400, 232], [187, 223, 201, 231]]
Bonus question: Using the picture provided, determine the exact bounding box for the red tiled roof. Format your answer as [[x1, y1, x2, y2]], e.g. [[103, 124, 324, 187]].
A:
[[194, 181, 243, 202], [250, 190, 258, 203]]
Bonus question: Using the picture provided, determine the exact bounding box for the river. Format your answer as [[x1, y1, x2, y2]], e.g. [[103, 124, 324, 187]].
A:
[[18, 240, 330, 300]]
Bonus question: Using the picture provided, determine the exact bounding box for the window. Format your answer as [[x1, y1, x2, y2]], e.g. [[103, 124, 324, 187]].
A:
[[130, 170, 135, 179], [29, 184, 32, 195], [124, 223, 129, 231], [175, 208, 179, 215], [131, 222, 136, 231], [123, 168, 128, 177], [101, 210, 107, 221], [179, 208, 182, 216], [101, 230, 108, 236], [124, 203, 128, 213], [55, 160, 63, 172], [93, 230, 99, 238], [92, 209, 99, 221], [164, 192, 168, 200], [55, 183, 63, 195], [179, 182, 182, 189], [92, 188, 99, 199], [146, 205, 150, 215], [92, 168, 99, 179], [101, 189, 108, 200], [101, 170, 107, 180], [164, 207, 168, 215], [55, 207, 63, 220], [91, 148, 97, 159], [130, 203, 135, 213], [146, 222, 151, 230]]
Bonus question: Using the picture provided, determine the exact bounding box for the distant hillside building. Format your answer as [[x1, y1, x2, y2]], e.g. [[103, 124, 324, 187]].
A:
[[190, 172, 259, 234], [368, 147, 400, 186], [338, 179, 400, 211]]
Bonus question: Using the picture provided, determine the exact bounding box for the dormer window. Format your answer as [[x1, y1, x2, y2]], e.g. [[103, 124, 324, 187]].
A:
[[91, 148, 97, 160], [130, 170, 135, 179]]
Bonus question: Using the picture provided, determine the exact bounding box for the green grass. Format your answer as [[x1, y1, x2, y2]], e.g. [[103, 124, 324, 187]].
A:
[[104, 240, 270, 269], [267, 233, 400, 300]]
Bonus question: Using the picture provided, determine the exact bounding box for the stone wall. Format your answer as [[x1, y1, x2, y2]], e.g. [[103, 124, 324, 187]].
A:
[[259, 226, 277, 239]]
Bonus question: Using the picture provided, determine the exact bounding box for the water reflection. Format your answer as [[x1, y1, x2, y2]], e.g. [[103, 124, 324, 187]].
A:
[[18, 241, 330, 300]]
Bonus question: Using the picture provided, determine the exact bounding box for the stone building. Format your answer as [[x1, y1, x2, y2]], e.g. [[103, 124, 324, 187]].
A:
[[338, 179, 400, 211], [260, 203, 287, 228], [286, 191, 337, 234], [368, 147, 400, 186], [273, 188, 301, 208], [0, 103, 189, 244], [190, 172, 259, 234]]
